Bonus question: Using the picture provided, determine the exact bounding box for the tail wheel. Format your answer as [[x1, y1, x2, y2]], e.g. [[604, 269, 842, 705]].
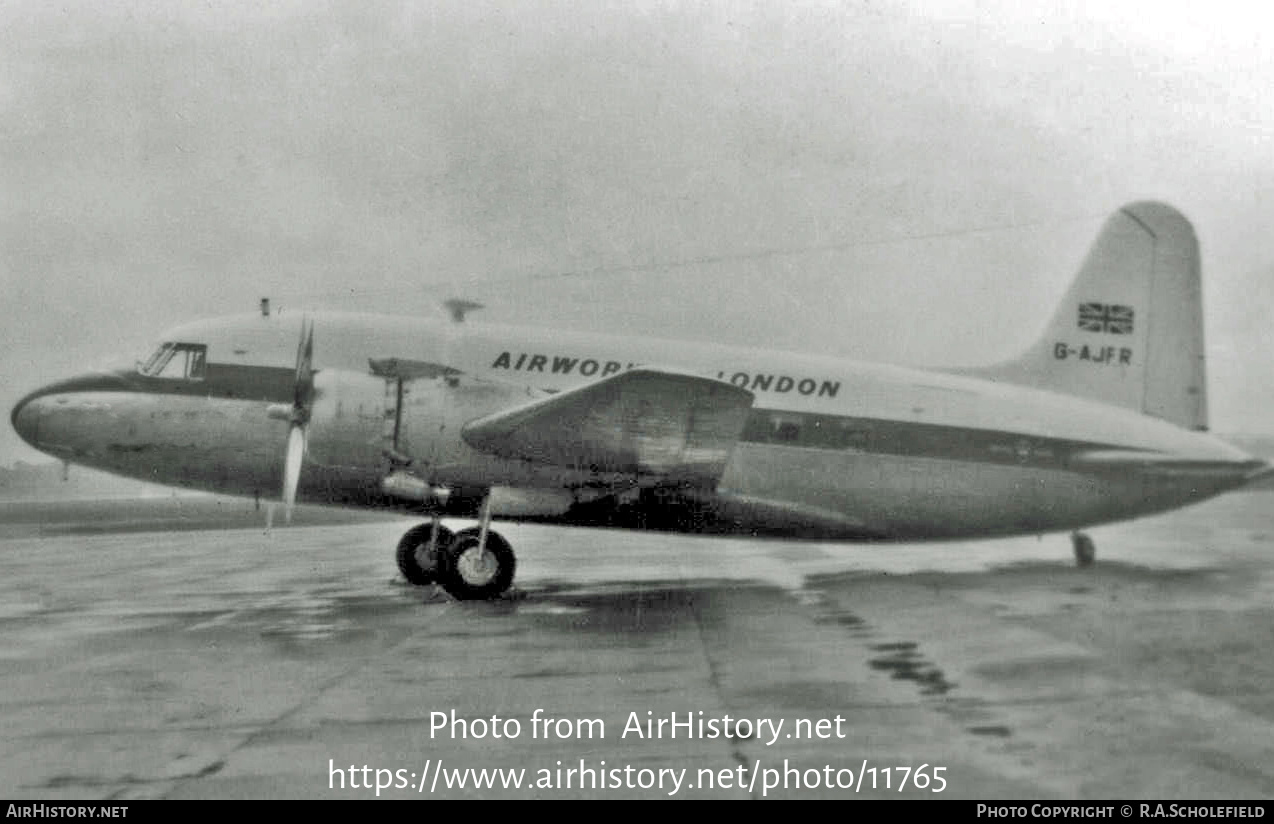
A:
[[438, 528, 516, 600], [396, 523, 454, 585], [1072, 532, 1096, 568]]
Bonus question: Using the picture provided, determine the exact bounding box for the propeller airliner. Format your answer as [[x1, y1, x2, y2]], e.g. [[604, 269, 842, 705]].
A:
[[12, 202, 1268, 599]]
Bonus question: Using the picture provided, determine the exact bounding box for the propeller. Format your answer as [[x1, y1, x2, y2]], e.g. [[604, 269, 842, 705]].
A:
[[281, 318, 315, 523]]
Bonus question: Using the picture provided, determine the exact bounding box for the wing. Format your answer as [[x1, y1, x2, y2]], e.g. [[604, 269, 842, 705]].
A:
[[461, 367, 754, 486]]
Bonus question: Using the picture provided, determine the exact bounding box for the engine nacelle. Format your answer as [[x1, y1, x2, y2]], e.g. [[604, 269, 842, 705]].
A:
[[303, 366, 543, 490]]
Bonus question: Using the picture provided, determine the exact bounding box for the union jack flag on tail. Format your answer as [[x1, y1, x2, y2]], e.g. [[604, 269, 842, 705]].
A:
[[1077, 302, 1134, 334]]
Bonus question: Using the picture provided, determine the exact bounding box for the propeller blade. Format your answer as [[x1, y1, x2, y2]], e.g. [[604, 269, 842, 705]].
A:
[[293, 318, 314, 421], [275, 316, 315, 527], [282, 423, 305, 524]]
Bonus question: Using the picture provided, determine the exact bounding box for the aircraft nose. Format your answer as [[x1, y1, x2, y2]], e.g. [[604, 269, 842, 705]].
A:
[[11, 392, 43, 448], [10, 372, 133, 454]]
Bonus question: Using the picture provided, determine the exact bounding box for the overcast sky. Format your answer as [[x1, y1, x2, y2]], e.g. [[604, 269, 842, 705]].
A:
[[3, 0, 1273, 465]]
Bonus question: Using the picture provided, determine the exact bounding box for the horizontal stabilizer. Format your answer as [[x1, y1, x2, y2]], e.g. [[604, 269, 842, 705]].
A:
[[462, 368, 754, 485], [1070, 449, 1266, 480]]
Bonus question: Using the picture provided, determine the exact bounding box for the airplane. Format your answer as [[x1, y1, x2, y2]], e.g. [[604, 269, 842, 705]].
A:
[[10, 201, 1270, 600]]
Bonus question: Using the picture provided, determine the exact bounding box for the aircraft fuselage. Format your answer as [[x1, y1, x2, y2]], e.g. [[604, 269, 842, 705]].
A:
[[10, 311, 1262, 541]]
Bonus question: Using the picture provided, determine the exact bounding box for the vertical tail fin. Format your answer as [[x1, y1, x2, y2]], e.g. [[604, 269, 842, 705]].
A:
[[963, 202, 1207, 430]]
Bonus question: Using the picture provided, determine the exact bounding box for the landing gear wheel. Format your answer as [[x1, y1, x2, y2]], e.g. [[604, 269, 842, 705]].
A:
[[1072, 531, 1095, 568], [396, 523, 454, 585], [438, 527, 516, 600]]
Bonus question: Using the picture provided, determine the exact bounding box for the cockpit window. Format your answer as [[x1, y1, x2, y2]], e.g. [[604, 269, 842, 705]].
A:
[[137, 342, 208, 380], [139, 343, 171, 376]]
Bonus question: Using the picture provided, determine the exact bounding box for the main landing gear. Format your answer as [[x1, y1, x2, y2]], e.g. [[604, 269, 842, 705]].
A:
[[395, 496, 517, 600], [1071, 531, 1096, 568]]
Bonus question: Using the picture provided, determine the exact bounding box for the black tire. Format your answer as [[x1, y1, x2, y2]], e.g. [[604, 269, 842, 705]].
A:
[[438, 527, 516, 600], [1072, 532, 1095, 568], [396, 523, 454, 585]]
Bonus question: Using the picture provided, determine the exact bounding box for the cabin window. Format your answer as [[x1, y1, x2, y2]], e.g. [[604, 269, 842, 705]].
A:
[[741, 414, 771, 442], [771, 415, 803, 443], [137, 342, 208, 380], [839, 425, 871, 450]]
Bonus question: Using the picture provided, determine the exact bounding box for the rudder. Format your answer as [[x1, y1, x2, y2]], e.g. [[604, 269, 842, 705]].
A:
[[962, 202, 1207, 430]]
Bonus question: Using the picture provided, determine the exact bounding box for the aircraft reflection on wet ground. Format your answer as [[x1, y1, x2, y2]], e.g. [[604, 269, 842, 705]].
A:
[[1, 492, 1273, 799]]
